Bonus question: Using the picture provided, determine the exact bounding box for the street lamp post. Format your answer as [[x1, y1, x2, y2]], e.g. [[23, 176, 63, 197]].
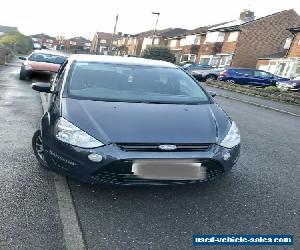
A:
[[151, 12, 160, 45], [109, 14, 119, 55]]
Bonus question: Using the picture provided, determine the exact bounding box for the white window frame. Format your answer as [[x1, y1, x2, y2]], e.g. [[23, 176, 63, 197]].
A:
[[180, 54, 196, 63]]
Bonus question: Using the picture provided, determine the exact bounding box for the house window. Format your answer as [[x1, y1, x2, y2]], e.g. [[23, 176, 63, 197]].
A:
[[194, 35, 201, 45], [100, 39, 107, 43], [180, 54, 196, 63], [205, 32, 225, 43], [227, 32, 239, 42], [209, 56, 219, 66], [70, 41, 77, 45], [283, 37, 292, 49], [180, 38, 186, 46], [154, 38, 160, 45], [170, 39, 177, 47], [199, 56, 210, 65], [179, 35, 200, 46], [219, 55, 232, 67]]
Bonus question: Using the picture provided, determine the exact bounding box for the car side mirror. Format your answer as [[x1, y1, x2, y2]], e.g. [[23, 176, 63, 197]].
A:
[[19, 56, 26, 60], [208, 91, 216, 97], [31, 82, 52, 93]]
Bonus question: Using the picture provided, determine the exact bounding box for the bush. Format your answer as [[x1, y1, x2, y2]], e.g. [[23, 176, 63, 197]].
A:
[[0, 31, 32, 53], [141, 46, 176, 63]]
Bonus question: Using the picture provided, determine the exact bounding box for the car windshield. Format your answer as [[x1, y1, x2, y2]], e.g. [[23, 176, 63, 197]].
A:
[[29, 53, 66, 64], [67, 62, 210, 104]]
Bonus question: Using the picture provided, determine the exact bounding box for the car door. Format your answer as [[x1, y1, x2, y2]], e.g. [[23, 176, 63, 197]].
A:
[[234, 69, 254, 85], [48, 61, 68, 110]]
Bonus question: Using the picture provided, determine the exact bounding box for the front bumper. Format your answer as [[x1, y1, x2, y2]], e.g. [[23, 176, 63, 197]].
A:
[[43, 141, 240, 185]]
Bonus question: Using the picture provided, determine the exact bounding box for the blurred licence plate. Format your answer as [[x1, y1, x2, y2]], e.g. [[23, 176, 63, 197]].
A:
[[132, 159, 206, 180]]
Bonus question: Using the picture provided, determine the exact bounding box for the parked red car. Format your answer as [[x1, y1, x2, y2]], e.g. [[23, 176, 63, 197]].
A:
[[19, 50, 67, 80]]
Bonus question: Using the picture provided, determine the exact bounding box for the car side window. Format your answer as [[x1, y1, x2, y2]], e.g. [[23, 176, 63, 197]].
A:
[[236, 69, 253, 76], [254, 71, 262, 77], [254, 70, 271, 78]]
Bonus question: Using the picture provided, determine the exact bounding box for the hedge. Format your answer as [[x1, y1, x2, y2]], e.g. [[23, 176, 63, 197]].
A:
[[204, 80, 300, 105]]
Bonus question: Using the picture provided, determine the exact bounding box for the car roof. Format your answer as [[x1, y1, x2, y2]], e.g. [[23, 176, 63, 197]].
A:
[[228, 68, 257, 70], [32, 49, 68, 57], [68, 54, 177, 68]]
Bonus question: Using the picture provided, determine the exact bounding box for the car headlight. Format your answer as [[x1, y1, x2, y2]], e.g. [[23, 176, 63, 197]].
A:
[[219, 121, 240, 148], [55, 117, 104, 148], [24, 63, 32, 70]]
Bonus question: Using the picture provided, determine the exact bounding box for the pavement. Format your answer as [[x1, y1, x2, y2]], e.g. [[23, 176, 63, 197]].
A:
[[0, 62, 65, 249], [0, 59, 299, 250], [203, 83, 300, 116]]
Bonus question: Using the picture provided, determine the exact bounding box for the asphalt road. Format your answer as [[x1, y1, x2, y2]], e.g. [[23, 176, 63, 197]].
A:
[[0, 61, 299, 250]]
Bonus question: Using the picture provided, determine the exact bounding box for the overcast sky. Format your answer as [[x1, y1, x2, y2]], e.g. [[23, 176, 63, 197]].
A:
[[1, 0, 299, 39]]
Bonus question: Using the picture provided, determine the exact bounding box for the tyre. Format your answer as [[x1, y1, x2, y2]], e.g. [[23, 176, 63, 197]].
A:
[[19, 68, 27, 80], [32, 130, 47, 167], [205, 74, 217, 81]]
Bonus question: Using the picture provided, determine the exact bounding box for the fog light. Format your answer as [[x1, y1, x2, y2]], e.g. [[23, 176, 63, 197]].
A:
[[223, 152, 231, 161], [88, 153, 103, 162]]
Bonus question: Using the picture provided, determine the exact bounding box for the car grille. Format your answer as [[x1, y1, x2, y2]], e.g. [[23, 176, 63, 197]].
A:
[[117, 143, 211, 152], [90, 160, 224, 185]]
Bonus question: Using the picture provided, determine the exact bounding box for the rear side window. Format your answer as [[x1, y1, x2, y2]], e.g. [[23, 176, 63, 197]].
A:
[[254, 70, 272, 77], [234, 69, 253, 76]]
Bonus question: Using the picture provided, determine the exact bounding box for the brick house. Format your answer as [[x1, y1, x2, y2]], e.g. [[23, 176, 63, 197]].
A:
[[64, 37, 91, 53], [128, 28, 189, 57], [196, 9, 300, 69], [30, 33, 58, 49], [166, 24, 229, 64], [256, 27, 300, 77], [90, 32, 113, 54], [30, 33, 58, 50]]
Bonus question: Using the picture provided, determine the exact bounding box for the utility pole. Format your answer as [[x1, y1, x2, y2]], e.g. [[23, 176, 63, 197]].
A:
[[109, 14, 119, 55], [151, 12, 160, 45]]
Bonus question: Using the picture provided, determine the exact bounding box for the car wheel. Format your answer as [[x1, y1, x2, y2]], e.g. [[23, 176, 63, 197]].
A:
[[226, 79, 236, 84], [205, 75, 217, 81], [32, 130, 47, 167], [19, 68, 27, 80]]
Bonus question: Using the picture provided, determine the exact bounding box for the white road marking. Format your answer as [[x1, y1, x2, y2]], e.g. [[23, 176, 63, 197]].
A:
[[40, 93, 86, 250]]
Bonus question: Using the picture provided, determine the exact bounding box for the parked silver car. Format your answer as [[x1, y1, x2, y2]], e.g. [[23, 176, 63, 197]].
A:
[[191, 67, 225, 81]]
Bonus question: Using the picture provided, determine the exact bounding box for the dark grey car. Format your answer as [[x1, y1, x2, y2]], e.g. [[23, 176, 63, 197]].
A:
[[31, 55, 240, 185]]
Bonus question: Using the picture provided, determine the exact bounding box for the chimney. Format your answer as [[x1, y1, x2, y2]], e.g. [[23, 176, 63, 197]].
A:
[[239, 9, 255, 22]]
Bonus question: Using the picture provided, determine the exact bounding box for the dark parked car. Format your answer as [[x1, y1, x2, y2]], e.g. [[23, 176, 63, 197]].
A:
[[31, 55, 240, 185], [19, 50, 67, 80], [218, 68, 289, 86], [277, 75, 300, 91], [182, 63, 212, 72]]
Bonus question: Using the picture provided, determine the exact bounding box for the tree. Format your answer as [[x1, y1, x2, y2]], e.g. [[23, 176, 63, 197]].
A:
[[0, 32, 32, 53], [141, 46, 176, 63]]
